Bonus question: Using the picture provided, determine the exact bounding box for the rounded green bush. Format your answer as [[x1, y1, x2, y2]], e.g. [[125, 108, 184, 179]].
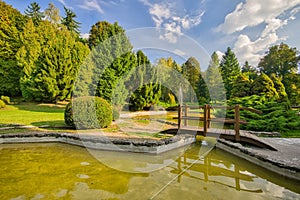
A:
[[0, 99, 6, 109], [64, 96, 112, 129]]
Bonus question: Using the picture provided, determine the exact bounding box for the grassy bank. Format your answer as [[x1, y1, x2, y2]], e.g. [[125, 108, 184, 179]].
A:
[[0, 102, 65, 127]]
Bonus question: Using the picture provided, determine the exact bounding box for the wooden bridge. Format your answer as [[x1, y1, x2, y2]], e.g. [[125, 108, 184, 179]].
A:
[[176, 104, 277, 150]]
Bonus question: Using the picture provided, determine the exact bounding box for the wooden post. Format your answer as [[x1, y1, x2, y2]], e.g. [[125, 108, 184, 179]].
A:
[[178, 105, 181, 128], [203, 104, 209, 136], [234, 104, 241, 141], [208, 105, 211, 128], [184, 105, 188, 126]]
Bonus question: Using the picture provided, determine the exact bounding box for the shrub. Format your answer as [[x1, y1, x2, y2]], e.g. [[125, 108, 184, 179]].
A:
[[64, 96, 112, 129], [0, 100, 5, 109], [1, 96, 10, 104]]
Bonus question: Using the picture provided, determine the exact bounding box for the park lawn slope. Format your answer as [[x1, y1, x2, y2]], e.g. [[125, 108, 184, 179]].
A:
[[0, 103, 65, 127]]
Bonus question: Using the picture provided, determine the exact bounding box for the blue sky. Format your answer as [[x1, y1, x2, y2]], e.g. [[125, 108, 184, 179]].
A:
[[5, 0, 300, 69]]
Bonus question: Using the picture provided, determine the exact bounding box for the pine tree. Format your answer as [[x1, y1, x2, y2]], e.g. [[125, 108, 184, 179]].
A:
[[24, 2, 44, 26], [219, 47, 241, 99], [61, 6, 80, 34]]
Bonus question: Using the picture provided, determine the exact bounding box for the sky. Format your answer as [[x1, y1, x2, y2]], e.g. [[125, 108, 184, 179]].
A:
[[4, 0, 300, 69]]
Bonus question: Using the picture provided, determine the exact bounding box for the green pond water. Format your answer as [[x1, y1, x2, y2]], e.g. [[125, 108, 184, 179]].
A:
[[0, 141, 299, 200]]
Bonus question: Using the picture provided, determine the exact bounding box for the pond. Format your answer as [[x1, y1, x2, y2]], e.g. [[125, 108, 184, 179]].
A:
[[0, 141, 299, 200]]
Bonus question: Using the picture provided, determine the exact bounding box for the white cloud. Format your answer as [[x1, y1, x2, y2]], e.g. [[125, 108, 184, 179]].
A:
[[215, 51, 224, 61], [78, 0, 104, 14], [216, 0, 300, 34], [80, 33, 90, 39], [216, 0, 300, 66], [140, 0, 204, 43]]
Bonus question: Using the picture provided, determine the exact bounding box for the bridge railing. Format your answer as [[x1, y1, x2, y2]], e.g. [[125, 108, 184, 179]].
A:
[[178, 104, 262, 141]]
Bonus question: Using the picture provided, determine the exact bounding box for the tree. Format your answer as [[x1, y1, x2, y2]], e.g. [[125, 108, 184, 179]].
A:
[[219, 47, 241, 99], [24, 2, 44, 26], [98, 51, 137, 102], [156, 57, 181, 103], [231, 74, 252, 98], [258, 43, 300, 104], [79, 21, 133, 97], [205, 52, 225, 102], [44, 3, 61, 24], [17, 20, 89, 102], [128, 51, 161, 111], [0, 1, 27, 96], [182, 57, 201, 102], [259, 43, 299, 77], [252, 73, 278, 99], [269, 74, 288, 102], [61, 6, 80, 34], [88, 21, 125, 49]]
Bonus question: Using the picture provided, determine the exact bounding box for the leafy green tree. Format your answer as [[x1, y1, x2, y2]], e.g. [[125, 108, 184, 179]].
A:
[[44, 3, 61, 24], [0, 1, 27, 96], [24, 2, 44, 26], [61, 6, 80, 34], [259, 43, 299, 77], [205, 52, 225, 102], [219, 47, 241, 99], [258, 43, 300, 104]]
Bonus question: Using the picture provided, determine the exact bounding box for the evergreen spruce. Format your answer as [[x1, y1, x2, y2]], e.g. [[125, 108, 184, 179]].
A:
[[219, 47, 241, 99]]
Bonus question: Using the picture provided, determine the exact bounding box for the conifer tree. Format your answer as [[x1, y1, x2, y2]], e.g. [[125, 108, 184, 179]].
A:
[[24, 2, 44, 26], [61, 6, 80, 34], [219, 47, 241, 99]]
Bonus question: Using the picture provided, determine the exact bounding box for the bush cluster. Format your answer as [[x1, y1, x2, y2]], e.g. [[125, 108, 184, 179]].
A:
[[222, 95, 300, 132], [64, 96, 112, 129]]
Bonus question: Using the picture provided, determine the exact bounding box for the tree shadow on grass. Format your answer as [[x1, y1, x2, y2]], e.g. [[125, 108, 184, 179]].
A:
[[12, 102, 66, 113], [31, 120, 72, 130]]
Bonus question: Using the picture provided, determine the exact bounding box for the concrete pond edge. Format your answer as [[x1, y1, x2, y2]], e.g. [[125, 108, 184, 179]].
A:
[[216, 138, 300, 181], [0, 132, 196, 154]]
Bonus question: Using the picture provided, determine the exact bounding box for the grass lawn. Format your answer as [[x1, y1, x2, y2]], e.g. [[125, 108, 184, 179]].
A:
[[0, 102, 65, 127]]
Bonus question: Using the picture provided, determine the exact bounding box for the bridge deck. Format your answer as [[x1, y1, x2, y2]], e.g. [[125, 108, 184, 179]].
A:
[[178, 127, 277, 151]]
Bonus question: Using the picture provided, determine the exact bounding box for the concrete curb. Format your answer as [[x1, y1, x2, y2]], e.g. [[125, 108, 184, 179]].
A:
[[216, 138, 300, 181], [0, 132, 196, 154]]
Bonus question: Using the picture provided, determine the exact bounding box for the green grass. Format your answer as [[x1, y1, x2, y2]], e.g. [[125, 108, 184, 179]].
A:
[[281, 130, 300, 138], [0, 102, 65, 127]]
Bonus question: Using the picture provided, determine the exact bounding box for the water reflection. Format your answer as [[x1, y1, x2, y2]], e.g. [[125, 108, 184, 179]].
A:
[[0, 142, 299, 200]]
